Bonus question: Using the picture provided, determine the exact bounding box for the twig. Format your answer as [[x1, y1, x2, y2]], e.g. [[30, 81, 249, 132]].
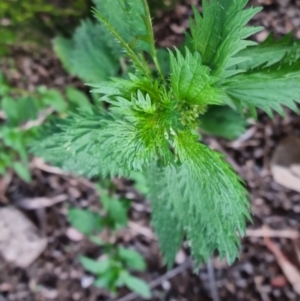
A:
[[208, 138, 241, 174], [21, 107, 54, 130], [207, 258, 220, 301], [254, 276, 271, 301], [128, 221, 156, 240], [31, 158, 96, 190], [31, 158, 66, 175], [246, 227, 299, 239], [227, 126, 257, 149], [264, 235, 300, 295], [15, 194, 69, 210], [115, 259, 193, 301]]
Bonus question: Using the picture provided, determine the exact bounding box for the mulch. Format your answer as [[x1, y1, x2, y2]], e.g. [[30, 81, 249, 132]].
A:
[[1, 0, 300, 300]]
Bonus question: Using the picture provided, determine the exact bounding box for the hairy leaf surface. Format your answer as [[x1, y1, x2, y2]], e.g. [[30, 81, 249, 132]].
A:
[[89, 75, 162, 102], [170, 49, 226, 105], [236, 33, 300, 70], [33, 91, 175, 178], [150, 132, 249, 264], [189, 0, 262, 76], [93, 0, 149, 53], [53, 20, 119, 83], [223, 54, 300, 116], [146, 165, 184, 268]]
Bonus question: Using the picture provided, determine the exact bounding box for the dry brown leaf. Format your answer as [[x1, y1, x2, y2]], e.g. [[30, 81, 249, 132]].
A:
[[271, 136, 300, 193], [293, 238, 300, 263], [0, 171, 12, 203], [128, 221, 156, 240], [16, 194, 68, 210], [246, 227, 299, 239], [66, 227, 84, 242], [264, 235, 300, 295], [228, 126, 257, 149], [271, 275, 288, 288], [31, 157, 66, 175], [254, 276, 271, 301], [21, 107, 54, 130]]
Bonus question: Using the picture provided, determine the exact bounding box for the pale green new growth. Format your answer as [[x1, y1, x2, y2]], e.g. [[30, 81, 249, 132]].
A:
[[35, 0, 300, 268]]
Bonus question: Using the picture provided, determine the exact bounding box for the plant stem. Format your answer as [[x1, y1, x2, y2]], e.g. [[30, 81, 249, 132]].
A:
[[93, 9, 151, 79], [142, 0, 166, 84], [207, 258, 220, 301]]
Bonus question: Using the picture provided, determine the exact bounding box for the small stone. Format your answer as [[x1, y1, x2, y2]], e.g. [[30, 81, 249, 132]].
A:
[[66, 228, 84, 242], [271, 136, 300, 193], [162, 280, 171, 291], [81, 275, 94, 288], [0, 207, 47, 268]]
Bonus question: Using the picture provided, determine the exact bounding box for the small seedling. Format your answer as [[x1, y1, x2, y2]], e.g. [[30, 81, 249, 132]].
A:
[[68, 187, 151, 298]]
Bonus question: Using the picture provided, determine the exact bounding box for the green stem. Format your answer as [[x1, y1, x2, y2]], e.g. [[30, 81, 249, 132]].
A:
[[93, 9, 152, 79], [142, 0, 166, 84]]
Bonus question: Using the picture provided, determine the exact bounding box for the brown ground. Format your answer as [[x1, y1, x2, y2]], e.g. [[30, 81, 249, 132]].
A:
[[1, 0, 300, 300]]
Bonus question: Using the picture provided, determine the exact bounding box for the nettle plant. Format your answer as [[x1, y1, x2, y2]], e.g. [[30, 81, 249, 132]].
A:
[[35, 0, 300, 267]]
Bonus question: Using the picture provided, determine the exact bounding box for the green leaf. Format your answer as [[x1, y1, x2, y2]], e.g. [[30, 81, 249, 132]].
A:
[[130, 171, 149, 194], [199, 106, 248, 140], [84, 91, 173, 177], [118, 248, 146, 271], [39, 88, 68, 113], [2, 97, 19, 125], [68, 208, 102, 235], [89, 74, 162, 102], [93, 10, 150, 76], [223, 53, 300, 116], [80, 256, 110, 275], [92, 0, 150, 54], [12, 162, 31, 182], [175, 133, 249, 263], [72, 20, 120, 82], [0, 73, 10, 96], [53, 36, 75, 73], [0, 127, 28, 161], [89, 235, 104, 246], [54, 20, 120, 83], [146, 166, 184, 268], [105, 198, 128, 228], [65, 87, 92, 113], [94, 267, 119, 292], [189, 1, 262, 76], [2, 96, 39, 126], [121, 272, 151, 299], [31, 111, 106, 177], [235, 33, 300, 70], [32, 89, 175, 178], [94, 275, 113, 290], [157, 48, 170, 76], [149, 132, 249, 264], [170, 48, 226, 105]]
